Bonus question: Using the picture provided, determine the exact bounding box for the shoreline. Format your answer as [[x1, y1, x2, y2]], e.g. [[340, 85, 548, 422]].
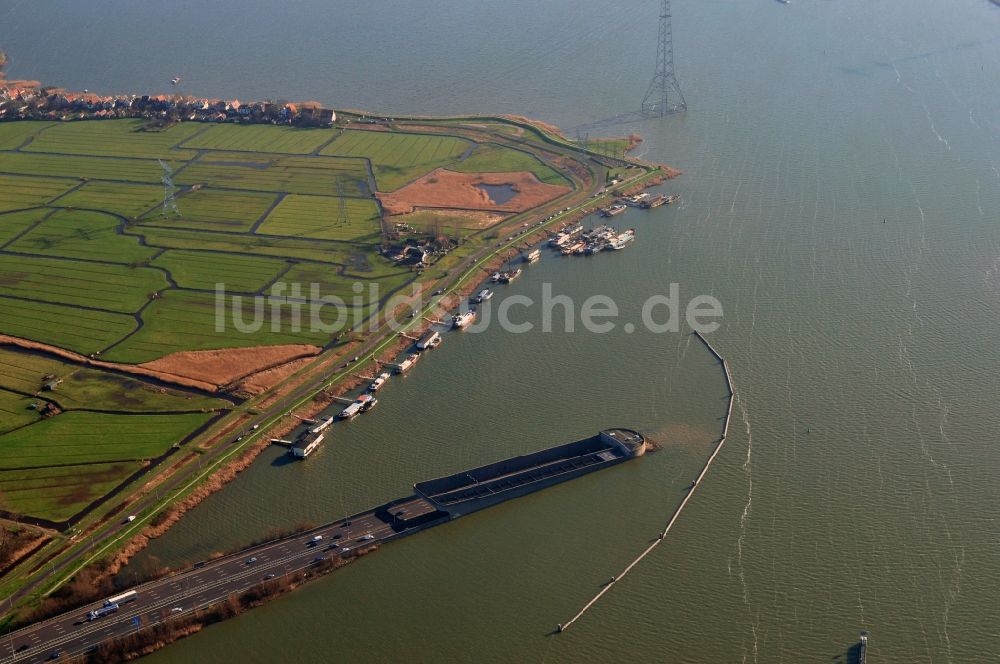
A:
[[0, 87, 680, 615]]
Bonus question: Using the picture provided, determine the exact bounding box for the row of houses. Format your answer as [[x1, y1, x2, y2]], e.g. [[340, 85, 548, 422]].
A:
[[0, 81, 336, 127]]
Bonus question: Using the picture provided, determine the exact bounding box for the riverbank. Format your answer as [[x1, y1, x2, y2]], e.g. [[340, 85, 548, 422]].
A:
[[0, 87, 679, 615]]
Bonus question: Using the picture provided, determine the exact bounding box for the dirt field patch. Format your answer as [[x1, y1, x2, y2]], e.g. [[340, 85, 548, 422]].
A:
[[140, 345, 322, 387], [378, 169, 570, 216], [235, 356, 317, 396]]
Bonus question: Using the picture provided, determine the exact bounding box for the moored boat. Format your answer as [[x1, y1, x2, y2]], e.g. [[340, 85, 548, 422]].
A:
[[453, 310, 477, 329], [608, 228, 636, 250], [601, 204, 627, 217], [368, 372, 391, 392], [416, 331, 441, 351], [499, 268, 522, 282], [642, 194, 667, 209], [309, 416, 334, 434]]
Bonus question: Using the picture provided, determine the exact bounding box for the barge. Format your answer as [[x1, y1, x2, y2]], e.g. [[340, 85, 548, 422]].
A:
[[416, 331, 442, 350], [289, 431, 324, 459], [641, 194, 667, 208], [414, 429, 646, 518]]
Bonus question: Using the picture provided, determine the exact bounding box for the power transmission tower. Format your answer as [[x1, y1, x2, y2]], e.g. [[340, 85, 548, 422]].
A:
[[158, 160, 180, 217], [641, 0, 686, 117]]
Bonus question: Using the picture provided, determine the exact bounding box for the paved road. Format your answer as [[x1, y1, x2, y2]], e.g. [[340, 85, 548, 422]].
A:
[[0, 500, 436, 663]]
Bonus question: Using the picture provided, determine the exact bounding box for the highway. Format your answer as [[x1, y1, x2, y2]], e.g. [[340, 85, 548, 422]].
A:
[[0, 499, 436, 663]]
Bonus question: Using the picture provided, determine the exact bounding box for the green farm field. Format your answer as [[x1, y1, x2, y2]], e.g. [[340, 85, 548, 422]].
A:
[[0, 389, 45, 435], [0, 411, 210, 468], [179, 123, 334, 154], [0, 254, 165, 312], [0, 461, 143, 522], [0, 298, 136, 355], [23, 119, 202, 160], [0, 152, 172, 183], [321, 129, 471, 191], [8, 208, 158, 263], [0, 346, 231, 413], [55, 181, 163, 218], [0, 208, 52, 245], [151, 249, 287, 292], [0, 121, 53, 150], [147, 188, 278, 232], [0, 174, 75, 212], [99, 290, 346, 363], [176, 153, 369, 197], [256, 193, 381, 242]]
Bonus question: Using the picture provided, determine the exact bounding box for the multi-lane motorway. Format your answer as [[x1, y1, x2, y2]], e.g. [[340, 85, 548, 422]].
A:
[[1, 498, 437, 663]]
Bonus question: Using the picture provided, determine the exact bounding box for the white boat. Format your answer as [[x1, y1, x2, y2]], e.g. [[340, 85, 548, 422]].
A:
[[601, 204, 627, 217], [500, 268, 522, 282], [309, 416, 334, 435], [609, 228, 636, 250], [548, 224, 584, 246], [395, 353, 420, 374], [524, 248, 541, 263], [489, 272, 502, 282], [453, 310, 477, 329], [368, 372, 390, 392], [474, 289, 494, 303]]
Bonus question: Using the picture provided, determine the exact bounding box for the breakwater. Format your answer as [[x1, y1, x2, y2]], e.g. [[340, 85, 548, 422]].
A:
[[557, 331, 735, 632]]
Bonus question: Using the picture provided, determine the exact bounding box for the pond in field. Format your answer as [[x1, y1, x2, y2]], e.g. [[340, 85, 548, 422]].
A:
[[475, 183, 517, 205]]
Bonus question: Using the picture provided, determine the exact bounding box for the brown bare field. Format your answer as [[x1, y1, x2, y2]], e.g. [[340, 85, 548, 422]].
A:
[[235, 356, 317, 396], [378, 169, 570, 216], [140, 345, 322, 388]]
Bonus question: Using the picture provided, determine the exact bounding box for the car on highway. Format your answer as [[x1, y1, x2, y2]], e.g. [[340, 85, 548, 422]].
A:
[[312, 556, 325, 564], [340, 547, 351, 554], [171, 607, 183, 613], [246, 557, 257, 564], [264, 573, 276, 580], [310, 535, 323, 544], [123, 515, 135, 523], [360, 533, 375, 541]]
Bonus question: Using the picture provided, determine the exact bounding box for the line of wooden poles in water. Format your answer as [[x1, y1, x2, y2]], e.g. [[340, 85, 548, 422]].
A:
[[557, 330, 736, 633]]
